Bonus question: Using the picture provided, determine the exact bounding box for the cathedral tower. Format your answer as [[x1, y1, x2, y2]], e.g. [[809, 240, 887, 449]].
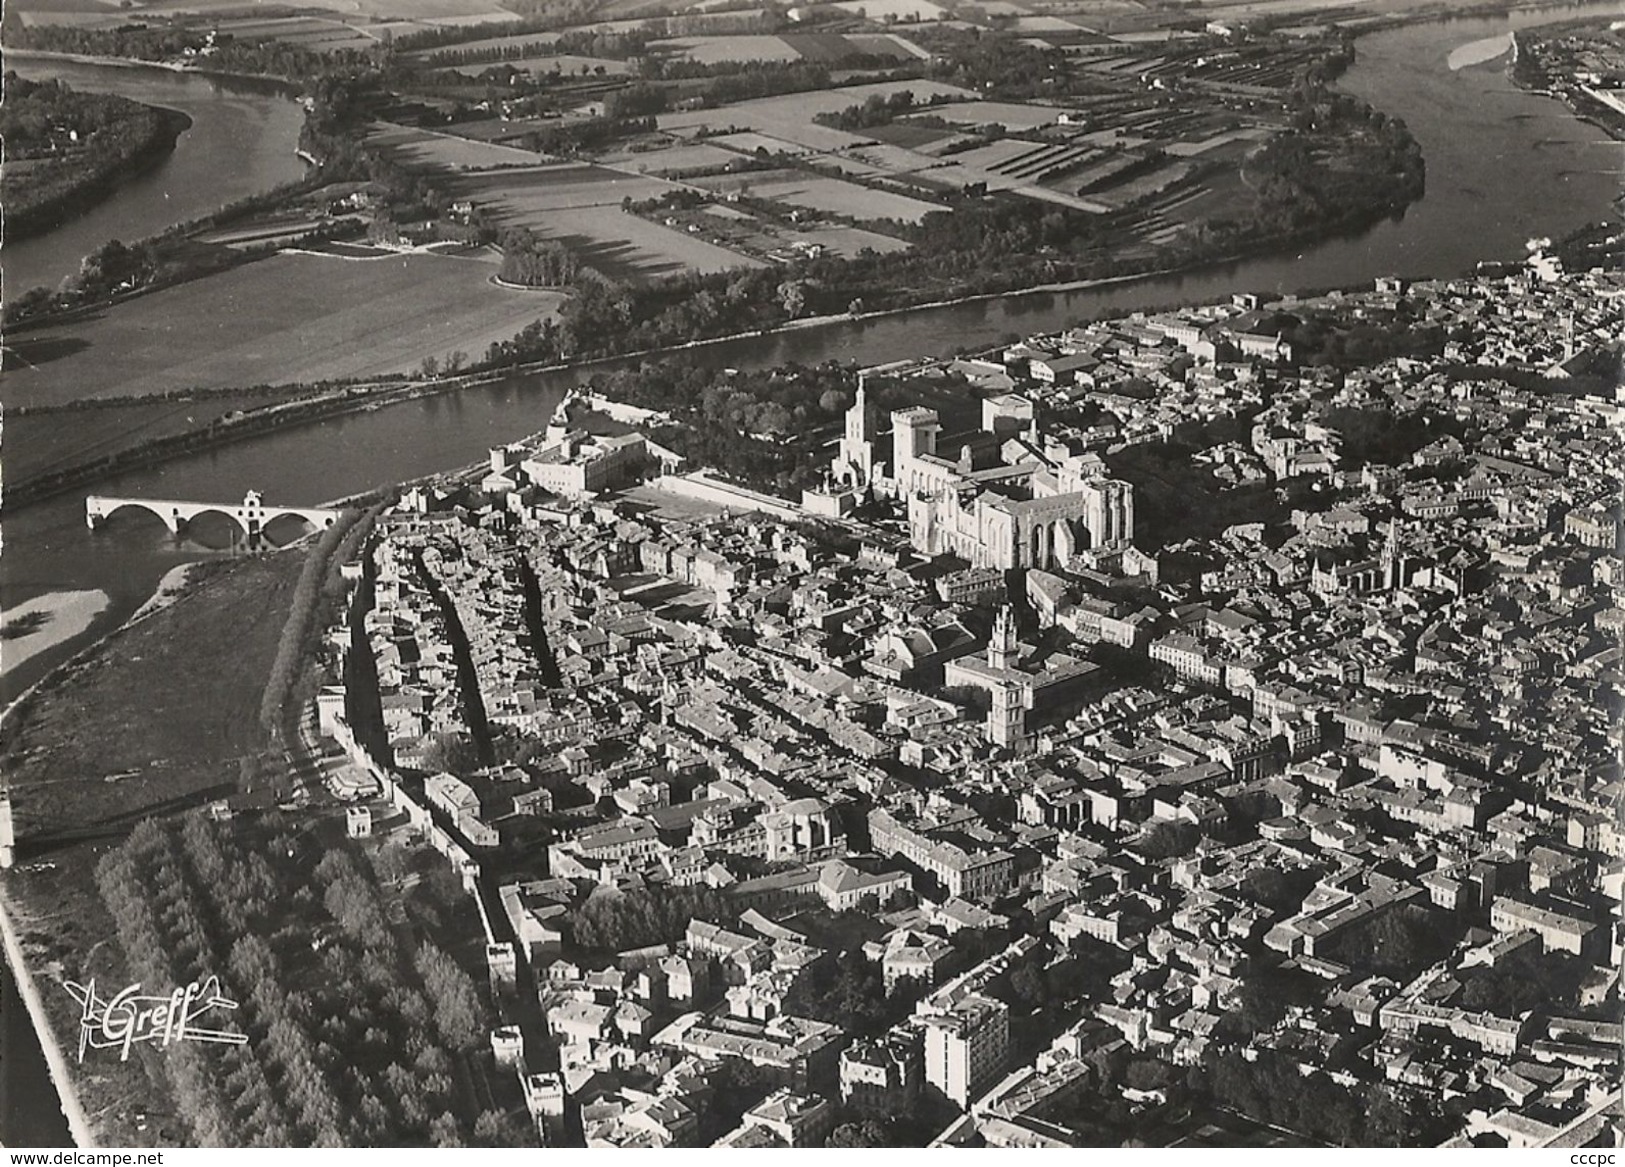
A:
[[988, 605, 1018, 673]]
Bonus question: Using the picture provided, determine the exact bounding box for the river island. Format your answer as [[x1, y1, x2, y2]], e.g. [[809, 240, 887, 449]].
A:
[[0, 0, 1622, 1151], [2, 247, 1621, 1148], [0, 72, 193, 242], [3, 5, 1432, 516]]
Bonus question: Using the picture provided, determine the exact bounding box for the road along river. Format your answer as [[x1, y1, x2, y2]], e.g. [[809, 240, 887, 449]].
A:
[[4, 3, 1622, 707], [1, 8, 1621, 1139]]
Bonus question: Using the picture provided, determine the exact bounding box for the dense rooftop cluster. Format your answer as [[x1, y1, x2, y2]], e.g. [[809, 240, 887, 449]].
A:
[[314, 259, 1623, 1149]]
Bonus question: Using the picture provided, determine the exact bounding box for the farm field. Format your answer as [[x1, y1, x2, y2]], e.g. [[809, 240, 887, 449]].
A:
[[400, 7, 780, 46], [516, 204, 764, 280], [835, 140, 946, 176], [638, 78, 1128, 218], [1071, 149, 1150, 190], [6, 249, 560, 404], [1163, 126, 1270, 157], [12, 0, 522, 38], [13, 11, 129, 29], [935, 137, 1046, 170], [709, 129, 825, 157], [660, 198, 909, 260], [369, 139, 767, 277], [367, 121, 546, 171], [652, 35, 802, 63], [731, 172, 944, 223], [206, 15, 382, 51], [444, 162, 677, 213], [862, 120, 959, 149], [943, 138, 1100, 181], [1034, 0, 1148, 14], [604, 142, 752, 175], [445, 116, 574, 144], [829, 0, 948, 19], [658, 79, 975, 151], [436, 53, 633, 75], [648, 31, 929, 64], [1088, 157, 1195, 209], [801, 223, 911, 256], [1007, 14, 1095, 31], [835, 32, 930, 59], [358, 0, 516, 21], [906, 99, 1067, 130], [806, 135, 1111, 211], [192, 214, 339, 248]]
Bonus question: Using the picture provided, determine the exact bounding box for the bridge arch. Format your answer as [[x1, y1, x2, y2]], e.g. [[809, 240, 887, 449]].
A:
[[87, 494, 345, 542], [181, 507, 251, 541], [261, 511, 320, 545], [91, 501, 181, 535]]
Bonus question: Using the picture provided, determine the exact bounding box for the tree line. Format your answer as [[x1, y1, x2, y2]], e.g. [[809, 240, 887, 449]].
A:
[[568, 885, 737, 952], [1201, 1047, 1445, 1145], [258, 506, 377, 741], [3, 20, 382, 81], [813, 88, 923, 130], [93, 815, 504, 1146], [497, 228, 584, 287]]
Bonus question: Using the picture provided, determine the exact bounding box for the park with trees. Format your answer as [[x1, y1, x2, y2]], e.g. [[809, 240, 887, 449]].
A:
[[91, 814, 524, 1146]]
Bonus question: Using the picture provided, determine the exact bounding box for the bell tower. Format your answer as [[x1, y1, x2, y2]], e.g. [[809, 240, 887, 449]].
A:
[[987, 680, 1026, 752], [988, 605, 1018, 672], [838, 373, 878, 487], [1383, 519, 1402, 591]]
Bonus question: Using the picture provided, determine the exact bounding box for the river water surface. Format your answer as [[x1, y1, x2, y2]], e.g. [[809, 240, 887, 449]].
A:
[[8, 2, 1622, 706], [3, 58, 308, 301], [1, 3, 1622, 1144]]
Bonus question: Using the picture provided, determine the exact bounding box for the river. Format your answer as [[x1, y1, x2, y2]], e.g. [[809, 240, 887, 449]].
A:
[[1, 3, 1622, 1145], [8, 1, 1623, 707], [2, 58, 308, 301]]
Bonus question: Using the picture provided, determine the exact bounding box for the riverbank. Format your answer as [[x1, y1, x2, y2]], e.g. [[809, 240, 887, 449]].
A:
[[0, 553, 309, 1147], [126, 564, 201, 624], [4, 48, 301, 97], [2, 196, 1430, 515], [3, 48, 190, 73], [1506, 23, 1625, 142], [0, 890, 94, 1147], [2, 0, 1617, 710], [0, 569, 204, 738], [2, 56, 310, 302], [0, 572, 190, 727], [1333, 0, 1624, 37], [0, 241, 1311, 516]]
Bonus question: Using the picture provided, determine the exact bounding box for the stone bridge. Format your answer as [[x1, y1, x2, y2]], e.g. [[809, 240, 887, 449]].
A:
[[86, 491, 342, 540]]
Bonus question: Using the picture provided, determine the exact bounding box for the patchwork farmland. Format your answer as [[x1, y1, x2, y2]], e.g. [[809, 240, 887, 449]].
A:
[[4, 0, 1325, 368], [359, 49, 1272, 276]]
